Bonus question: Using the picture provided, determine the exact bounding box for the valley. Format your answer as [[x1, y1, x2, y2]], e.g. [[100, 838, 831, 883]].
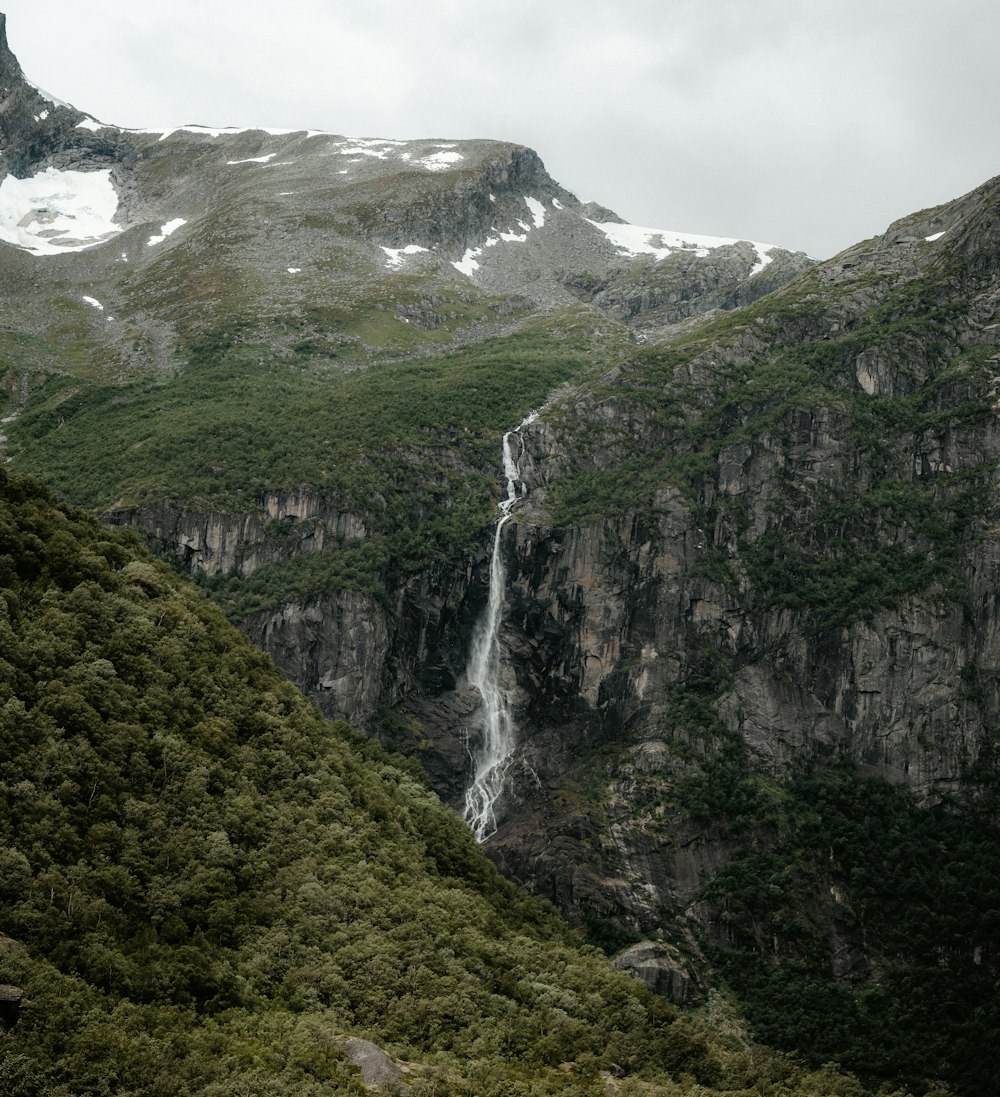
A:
[[1, 11, 998, 1095]]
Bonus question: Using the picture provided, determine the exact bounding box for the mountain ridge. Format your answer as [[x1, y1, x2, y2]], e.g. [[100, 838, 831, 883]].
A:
[[0, 10, 812, 345]]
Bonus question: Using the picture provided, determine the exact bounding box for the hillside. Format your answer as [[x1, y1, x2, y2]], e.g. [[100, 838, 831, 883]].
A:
[[1, 13, 998, 1096], [0, 467, 899, 1097]]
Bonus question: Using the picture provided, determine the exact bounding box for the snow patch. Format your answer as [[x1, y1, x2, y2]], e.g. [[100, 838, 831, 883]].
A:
[[136, 125, 306, 142], [82, 296, 104, 311], [0, 167, 122, 255], [453, 246, 483, 277], [75, 118, 105, 132], [524, 196, 546, 228], [147, 218, 187, 247], [227, 153, 278, 165], [750, 246, 775, 276], [417, 151, 464, 171], [334, 138, 406, 160], [586, 219, 778, 263], [34, 110, 49, 122], [343, 137, 406, 147], [925, 230, 945, 242], [25, 78, 71, 109], [339, 145, 390, 158], [452, 215, 534, 273], [287, 267, 301, 274], [552, 198, 564, 210], [382, 244, 429, 270]]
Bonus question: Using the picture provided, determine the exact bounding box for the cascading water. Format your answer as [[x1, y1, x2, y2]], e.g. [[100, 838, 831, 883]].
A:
[[463, 412, 537, 841]]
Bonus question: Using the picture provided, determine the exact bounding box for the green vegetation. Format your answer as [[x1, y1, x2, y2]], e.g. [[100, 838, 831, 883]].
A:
[[741, 473, 989, 629], [10, 322, 607, 509], [701, 767, 1000, 1097], [0, 470, 895, 1096], [6, 312, 621, 614]]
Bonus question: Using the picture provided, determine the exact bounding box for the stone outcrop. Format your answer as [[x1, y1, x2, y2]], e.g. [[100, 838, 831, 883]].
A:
[[1, 14, 85, 176], [612, 941, 707, 1005], [108, 491, 366, 578], [340, 1036, 409, 1092], [561, 242, 815, 337], [245, 590, 390, 724]]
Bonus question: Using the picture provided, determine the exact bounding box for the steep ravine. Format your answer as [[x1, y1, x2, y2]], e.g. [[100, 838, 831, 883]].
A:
[[111, 176, 1000, 942]]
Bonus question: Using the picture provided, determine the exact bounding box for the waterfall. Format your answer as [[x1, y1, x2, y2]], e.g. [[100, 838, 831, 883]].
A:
[[463, 412, 537, 841]]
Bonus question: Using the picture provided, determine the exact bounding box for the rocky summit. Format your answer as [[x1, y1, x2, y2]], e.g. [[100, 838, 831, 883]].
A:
[[1, 11, 998, 1096]]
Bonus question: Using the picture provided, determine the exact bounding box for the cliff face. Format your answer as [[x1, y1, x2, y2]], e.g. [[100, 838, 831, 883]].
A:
[[102, 180, 1000, 954], [360, 177, 1000, 1026], [110, 492, 367, 579]]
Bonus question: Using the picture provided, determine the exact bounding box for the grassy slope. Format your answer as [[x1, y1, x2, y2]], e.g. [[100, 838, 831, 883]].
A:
[[0, 469, 893, 1097]]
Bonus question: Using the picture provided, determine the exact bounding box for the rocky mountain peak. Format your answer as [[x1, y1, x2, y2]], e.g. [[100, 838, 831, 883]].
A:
[[0, 12, 90, 178], [0, 12, 22, 90]]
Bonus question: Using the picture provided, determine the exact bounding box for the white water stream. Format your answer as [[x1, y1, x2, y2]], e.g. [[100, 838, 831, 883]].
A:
[[463, 412, 537, 841]]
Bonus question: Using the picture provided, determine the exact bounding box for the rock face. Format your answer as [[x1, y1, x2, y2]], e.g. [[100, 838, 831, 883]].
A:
[[0, 14, 86, 175], [365, 175, 1000, 980], [612, 942, 707, 1005], [245, 590, 390, 724], [109, 492, 367, 579], [561, 241, 814, 338], [340, 1037, 409, 1092]]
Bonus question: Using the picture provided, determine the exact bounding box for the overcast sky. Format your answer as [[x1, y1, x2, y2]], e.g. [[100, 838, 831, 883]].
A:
[[3, 0, 998, 258]]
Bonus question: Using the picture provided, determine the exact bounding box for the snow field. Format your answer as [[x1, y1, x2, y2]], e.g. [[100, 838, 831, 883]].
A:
[[0, 167, 122, 255]]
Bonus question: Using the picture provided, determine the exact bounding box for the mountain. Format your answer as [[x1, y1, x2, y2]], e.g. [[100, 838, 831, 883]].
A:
[[1, 13, 998, 1095]]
